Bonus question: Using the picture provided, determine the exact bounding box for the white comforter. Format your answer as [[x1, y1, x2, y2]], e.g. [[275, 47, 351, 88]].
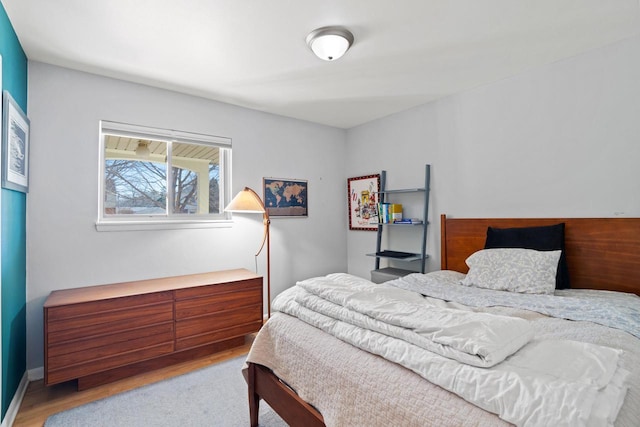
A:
[[296, 274, 533, 368], [274, 273, 630, 427]]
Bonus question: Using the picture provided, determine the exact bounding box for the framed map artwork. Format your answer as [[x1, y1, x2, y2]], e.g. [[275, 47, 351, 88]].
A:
[[347, 174, 380, 231], [263, 178, 308, 217]]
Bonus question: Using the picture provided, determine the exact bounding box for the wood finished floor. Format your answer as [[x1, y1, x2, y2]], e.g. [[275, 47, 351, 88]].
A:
[[13, 337, 253, 427]]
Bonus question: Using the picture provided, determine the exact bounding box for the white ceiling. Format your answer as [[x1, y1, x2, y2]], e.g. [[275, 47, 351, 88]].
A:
[[3, 0, 640, 129]]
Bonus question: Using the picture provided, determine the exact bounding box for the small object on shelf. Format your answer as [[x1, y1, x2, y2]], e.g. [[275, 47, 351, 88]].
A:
[[378, 203, 404, 224], [393, 218, 422, 224], [390, 203, 403, 221], [375, 250, 415, 258], [378, 203, 388, 223], [377, 202, 391, 224]]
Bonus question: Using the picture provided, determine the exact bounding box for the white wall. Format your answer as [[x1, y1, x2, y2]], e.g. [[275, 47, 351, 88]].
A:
[[26, 62, 348, 370], [346, 34, 640, 279]]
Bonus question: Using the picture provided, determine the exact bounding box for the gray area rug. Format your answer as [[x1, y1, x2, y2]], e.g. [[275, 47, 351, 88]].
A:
[[45, 356, 287, 427]]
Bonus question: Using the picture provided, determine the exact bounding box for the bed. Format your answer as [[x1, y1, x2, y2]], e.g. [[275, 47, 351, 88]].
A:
[[245, 215, 640, 426]]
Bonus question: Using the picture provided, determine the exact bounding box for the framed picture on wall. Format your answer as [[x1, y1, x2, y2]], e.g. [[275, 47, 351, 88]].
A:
[[2, 90, 30, 193], [263, 177, 308, 217], [347, 174, 380, 231]]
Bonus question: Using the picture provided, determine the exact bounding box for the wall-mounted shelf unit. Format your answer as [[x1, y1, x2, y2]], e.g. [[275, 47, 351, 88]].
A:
[[369, 164, 430, 283]]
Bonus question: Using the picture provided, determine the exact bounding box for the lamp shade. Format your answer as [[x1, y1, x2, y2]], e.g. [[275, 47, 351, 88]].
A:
[[225, 187, 266, 213], [306, 26, 354, 61]]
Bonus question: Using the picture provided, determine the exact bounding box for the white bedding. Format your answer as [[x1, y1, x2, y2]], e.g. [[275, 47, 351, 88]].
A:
[[248, 313, 513, 427], [272, 273, 633, 427], [296, 274, 533, 368], [392, 270, 640, 338]]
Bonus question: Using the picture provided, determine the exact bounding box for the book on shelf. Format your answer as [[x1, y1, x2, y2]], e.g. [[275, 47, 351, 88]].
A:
[[390, 203, 403, 221], [377, 203, 387, 223], [377, 203, 403, 224], [393, 218, 423, 224]]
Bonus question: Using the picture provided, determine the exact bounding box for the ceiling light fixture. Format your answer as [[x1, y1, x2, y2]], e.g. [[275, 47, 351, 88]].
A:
[[306, 26, 354, 61], [135, 140, 151, 158]]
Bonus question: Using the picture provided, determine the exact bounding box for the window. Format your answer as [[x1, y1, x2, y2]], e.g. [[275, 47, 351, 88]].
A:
[[97, 121, 232, 231]]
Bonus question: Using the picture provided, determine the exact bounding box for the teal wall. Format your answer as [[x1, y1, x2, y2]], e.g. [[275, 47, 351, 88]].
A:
[[0, 3, 28, 421]]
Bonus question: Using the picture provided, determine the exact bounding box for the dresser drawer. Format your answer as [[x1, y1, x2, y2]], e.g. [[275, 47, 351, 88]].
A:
[[176, 321, 262, 351], [173, 278, 261, 300], [47, 341, 175, 385], [47, 291, 173, 321], [175, 287, 261, 319], [176, 305, 263, 339], [48, 322, 175, 371], [48, 322, 175, 358], [47, 302, 174, 343]]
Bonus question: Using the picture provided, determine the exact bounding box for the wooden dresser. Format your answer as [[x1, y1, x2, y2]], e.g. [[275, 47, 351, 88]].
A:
[[44, 269, 262, 389]]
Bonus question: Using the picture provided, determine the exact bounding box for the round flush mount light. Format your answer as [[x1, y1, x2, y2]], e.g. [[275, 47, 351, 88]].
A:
[[306, 26, 354, 61], [135, 140, 151, 158]]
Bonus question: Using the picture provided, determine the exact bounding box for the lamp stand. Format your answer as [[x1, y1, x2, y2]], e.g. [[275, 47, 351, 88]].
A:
[[266, 216, 271, 318], [225, 186, 272, 320], [254, 209, 271, 318]]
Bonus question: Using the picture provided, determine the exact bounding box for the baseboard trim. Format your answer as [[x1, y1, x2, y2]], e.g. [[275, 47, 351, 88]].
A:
[[1, 372, 28, 427], [28, 366, 44, 381]]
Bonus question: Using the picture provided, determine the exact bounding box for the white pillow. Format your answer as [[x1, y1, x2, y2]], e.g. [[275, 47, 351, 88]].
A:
[[461, 248, 561, 295]]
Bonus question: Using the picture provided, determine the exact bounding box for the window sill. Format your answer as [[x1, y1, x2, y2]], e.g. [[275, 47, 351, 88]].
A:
[[95, 219, 233, 232]]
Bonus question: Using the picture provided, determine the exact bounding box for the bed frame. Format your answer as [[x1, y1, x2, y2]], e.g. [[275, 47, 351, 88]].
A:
[[247, 214, 640, 426]]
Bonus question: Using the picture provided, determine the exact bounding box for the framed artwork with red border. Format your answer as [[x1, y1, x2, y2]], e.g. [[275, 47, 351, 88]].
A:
[[347, 174, 380, 231]]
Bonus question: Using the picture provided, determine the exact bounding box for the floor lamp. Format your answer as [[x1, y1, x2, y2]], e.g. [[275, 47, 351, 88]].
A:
[[225, 187, 271, 318]]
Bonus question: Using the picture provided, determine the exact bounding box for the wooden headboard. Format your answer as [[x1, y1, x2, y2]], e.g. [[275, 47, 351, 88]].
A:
[[440, 214, 640, 295]]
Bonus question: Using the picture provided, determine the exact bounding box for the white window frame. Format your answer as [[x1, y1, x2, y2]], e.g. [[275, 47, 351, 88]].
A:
[[96, 120, 233, 231]]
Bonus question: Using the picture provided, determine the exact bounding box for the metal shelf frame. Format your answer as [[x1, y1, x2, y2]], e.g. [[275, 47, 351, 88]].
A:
[[373, 164, 431, 274]]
